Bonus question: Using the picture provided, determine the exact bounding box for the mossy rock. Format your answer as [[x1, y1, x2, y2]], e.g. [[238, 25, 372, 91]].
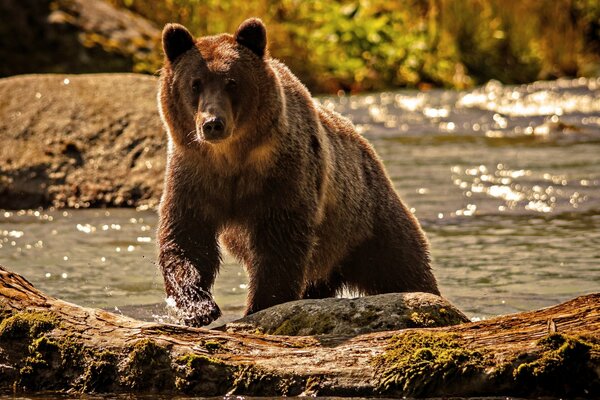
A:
[[221, 292, 469, 336], [0, 73, 165, 209]]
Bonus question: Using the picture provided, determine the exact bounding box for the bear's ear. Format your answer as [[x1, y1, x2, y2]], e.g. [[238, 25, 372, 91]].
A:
[[234, 18, 267, 58], [162, 23, 195, 63]]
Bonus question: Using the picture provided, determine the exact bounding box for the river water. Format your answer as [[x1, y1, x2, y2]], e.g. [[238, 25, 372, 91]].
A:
[[1, 77, 599, 325]]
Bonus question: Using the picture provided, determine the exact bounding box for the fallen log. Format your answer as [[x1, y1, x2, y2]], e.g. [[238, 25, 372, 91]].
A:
[[0, 265, 598, 397]]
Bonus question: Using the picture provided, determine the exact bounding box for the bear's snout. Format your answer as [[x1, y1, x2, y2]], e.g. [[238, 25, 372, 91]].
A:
[[200, 116, 227, 141]]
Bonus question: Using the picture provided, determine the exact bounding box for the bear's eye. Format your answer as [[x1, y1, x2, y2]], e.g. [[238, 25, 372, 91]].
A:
[[191, 80, 202, 94], [225, 78, 237, 90]]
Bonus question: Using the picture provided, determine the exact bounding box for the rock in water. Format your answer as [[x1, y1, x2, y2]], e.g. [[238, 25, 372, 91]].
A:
[[0, 74, 164, 209], [220, 292, 469, 336]]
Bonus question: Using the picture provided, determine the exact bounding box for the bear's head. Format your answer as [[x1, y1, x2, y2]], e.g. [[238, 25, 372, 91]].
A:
[[158, 18, 280, 150]]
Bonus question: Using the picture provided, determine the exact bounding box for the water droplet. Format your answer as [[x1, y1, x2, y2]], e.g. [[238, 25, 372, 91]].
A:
[[76, 223, 95, 234]]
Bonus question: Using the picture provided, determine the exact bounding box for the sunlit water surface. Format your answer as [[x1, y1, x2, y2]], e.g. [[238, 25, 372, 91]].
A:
[[1, 78, 599, 326]]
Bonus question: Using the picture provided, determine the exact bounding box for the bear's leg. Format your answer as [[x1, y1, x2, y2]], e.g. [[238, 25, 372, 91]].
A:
[[302, 272, 343, 299], [338, 231, 440, 296], [158, 210, 222, 326], [244, 210, 315, 315]]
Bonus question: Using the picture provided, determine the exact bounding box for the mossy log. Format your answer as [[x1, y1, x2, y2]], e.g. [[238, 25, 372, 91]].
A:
[[0, 265, 598, 397]]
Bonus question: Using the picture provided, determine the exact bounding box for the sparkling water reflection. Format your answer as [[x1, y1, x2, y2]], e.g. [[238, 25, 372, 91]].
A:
[[1, 77, 599, 325]]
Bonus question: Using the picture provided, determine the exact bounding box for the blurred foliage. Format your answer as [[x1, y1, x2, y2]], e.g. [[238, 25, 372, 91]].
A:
[[108, 0, 600, 92]]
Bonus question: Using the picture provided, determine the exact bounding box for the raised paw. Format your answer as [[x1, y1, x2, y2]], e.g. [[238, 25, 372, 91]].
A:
[[166, 284, 222, 327]]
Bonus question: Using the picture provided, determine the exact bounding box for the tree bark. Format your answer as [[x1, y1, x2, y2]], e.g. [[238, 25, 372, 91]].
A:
[[0, 264, 598, 397]]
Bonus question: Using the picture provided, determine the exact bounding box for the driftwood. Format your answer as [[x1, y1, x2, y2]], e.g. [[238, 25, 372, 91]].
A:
[[0, 265, 598, 397]]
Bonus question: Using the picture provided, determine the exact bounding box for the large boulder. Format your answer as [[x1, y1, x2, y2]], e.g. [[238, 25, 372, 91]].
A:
[[220, 292, 469, 336], [0, 74, 165, 209]]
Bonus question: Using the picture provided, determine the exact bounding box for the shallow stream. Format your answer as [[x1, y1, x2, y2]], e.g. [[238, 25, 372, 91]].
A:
[[1, 77, 599, 325]]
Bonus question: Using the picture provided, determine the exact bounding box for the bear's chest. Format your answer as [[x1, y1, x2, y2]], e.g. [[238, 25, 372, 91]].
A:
[[193, 166, 278, 221]]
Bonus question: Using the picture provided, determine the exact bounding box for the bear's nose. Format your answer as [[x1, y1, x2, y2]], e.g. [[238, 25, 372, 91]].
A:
[[201, 117, 226, 139]]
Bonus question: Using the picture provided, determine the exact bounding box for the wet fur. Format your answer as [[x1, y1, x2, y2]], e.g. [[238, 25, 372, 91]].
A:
[[157, 19, 439, 326]]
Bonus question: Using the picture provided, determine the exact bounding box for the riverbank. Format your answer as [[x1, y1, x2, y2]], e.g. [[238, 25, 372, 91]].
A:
[[0, 74, 164, 209]]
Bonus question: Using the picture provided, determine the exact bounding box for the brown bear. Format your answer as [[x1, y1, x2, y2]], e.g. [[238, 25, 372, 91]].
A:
[[157, 18, 440, 326]]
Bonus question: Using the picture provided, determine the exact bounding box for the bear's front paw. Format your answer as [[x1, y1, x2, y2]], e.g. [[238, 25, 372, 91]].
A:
[[167, 285, 222, 327]]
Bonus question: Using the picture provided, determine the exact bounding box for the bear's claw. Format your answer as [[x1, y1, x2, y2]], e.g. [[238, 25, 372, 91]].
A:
[[167, 284, 222, 327]]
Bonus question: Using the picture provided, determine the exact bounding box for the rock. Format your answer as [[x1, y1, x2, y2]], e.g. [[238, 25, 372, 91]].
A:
[[0, 0, 161, 77], [0, 74, 165, 209], [220, 292, 469, 336]]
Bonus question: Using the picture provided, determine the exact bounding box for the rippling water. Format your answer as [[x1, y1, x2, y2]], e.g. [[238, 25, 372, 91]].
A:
[[1, 77, 599, 325]]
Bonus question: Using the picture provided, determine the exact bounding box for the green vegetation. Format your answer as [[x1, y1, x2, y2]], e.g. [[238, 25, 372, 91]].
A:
[[373, 331, 600, 397], [123, 338, 175, 390], [0, 310, 119, 392], [271, 310, 336, 335], [230, 364, 282, 395], [408, 307, 468, 327], [512, 333, 599, 396], [0, 311, 57, 339], [109, 0, 600, 92], [80, 350, 119, 393], [202, 339, 224, 352], [373, 331, 487, 396], [175, 353, 233, 394]]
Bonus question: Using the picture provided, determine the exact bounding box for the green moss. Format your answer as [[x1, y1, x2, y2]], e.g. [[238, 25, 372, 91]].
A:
[[373, 331, 487, 396], [58, 335, 85, 371], [224, 362, 302, 396], [512, 333, 598, 396], [349, 309, 379, 326], [0, 311, 57, 339], [277, 376, 304, 396], [203, 340, 223, 353], [230, 364, 280, 395], [303, 375, 325, 396], [17, 334, 89, 390], [0, 302, 13, 324], [271, 311, 335, 336], [409, 312, 437, 327], [13, 329, 119, 393], [81, 350, 118, 393], [175, 353, 233, 395], [408, 307, 468, 328], [123, 339, 174, 391], [18, 336, 61, 389]]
